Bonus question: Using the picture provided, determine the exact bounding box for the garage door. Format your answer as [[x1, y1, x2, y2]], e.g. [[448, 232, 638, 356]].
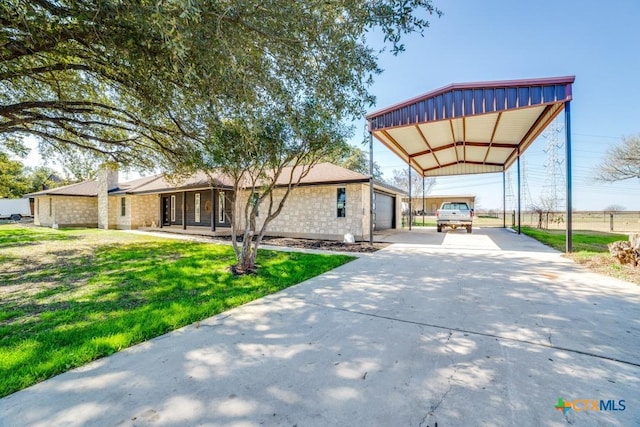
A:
[[374, 192, 395, 230]]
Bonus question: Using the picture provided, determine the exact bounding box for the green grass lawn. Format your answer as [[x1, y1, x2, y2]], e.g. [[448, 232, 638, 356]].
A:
[[518, 226, 639, 286], [518, 226, 627, 252], [0, 225, 355, 397]]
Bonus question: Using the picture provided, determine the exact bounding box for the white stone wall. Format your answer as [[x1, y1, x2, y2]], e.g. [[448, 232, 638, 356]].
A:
[[34, 196, 98, 227], [128, 194, 159, 229], [235, 183, 370, 240], [97, 167, 118, 229]]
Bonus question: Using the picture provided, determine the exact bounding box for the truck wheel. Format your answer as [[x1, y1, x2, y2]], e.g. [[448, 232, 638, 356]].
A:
[[466, 225, 472, 233], [437, 225, 442, 233], [10, 214, 22, 221]]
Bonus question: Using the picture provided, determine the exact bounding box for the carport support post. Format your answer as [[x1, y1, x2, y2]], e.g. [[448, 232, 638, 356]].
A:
[[422, 177, 425, 225], [517, 149, 521, 235], [565, 101, 573, 252], [502, 170, 506, 228], [408, 163, 412, 231], [369, 130, 374, 245]]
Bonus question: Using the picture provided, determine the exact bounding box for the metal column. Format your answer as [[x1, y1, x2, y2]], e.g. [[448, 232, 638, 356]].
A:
[[408, 164, 412, 231], [517, 150, 521, 235], [422, 176, 425, 225], [565, 101, 573, 252], [502, 170, 506, 228], [369, 131, 374, 245]]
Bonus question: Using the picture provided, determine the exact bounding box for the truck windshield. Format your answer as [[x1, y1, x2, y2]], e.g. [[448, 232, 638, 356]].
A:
[[442, 203, 469, 210]]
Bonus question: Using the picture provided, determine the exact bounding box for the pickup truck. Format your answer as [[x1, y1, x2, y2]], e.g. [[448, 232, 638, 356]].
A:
[[436, 201, 474, 233]]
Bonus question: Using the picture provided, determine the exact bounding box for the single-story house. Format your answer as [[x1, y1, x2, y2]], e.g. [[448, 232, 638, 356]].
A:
[[28, 163, 405, 241]]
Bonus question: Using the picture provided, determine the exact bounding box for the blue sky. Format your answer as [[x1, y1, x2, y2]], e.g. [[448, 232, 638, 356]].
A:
[[20, 1, 639, 210], [354, 0, 640, 210]]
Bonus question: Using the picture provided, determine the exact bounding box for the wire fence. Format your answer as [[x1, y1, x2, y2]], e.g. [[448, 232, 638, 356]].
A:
[[472, 210, 640, 233]]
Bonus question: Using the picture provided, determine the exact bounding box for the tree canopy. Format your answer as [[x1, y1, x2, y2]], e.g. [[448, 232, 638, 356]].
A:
[[597, 135, 640, 182], [2, 0, 441, 171]]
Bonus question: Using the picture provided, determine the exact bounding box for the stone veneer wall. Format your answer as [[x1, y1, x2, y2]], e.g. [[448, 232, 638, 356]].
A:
[[34, 196, 98, 227], [104, 194, 159, 230], [97, 167, 118, 229], [236, 183, 371, 240]]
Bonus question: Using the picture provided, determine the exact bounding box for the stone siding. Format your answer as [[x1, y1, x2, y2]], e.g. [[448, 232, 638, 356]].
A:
[[34, 196, 98, 227], [128, 194, 159, 229], [236, 183, 371, 240]]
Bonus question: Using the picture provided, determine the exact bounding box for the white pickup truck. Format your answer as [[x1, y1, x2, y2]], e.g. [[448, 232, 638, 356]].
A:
[[436, 201, 474, 233]]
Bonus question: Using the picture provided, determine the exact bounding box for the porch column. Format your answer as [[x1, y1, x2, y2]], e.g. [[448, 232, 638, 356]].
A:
[[211, 188, 216, 231], [182, 191, 187, 230], [158, 194, 162, 228]]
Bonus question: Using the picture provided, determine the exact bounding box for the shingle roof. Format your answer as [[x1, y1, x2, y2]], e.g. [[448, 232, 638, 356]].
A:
[[27, 163, 385, 197], [26, 180, 99, 197]]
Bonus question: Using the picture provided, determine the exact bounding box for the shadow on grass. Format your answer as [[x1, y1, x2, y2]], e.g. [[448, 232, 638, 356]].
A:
[[0, 226, 78, 248], [0, 240, 354, 397]]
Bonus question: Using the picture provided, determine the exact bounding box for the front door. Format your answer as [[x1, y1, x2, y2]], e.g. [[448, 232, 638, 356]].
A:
[[162, 197, 171, 226]]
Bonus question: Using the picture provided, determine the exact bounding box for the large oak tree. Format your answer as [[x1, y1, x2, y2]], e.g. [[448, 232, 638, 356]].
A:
[[2, 0, 442, 270]]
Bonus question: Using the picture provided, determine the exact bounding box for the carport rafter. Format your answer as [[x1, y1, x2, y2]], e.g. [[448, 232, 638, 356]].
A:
[[366, 76, 575, 252]]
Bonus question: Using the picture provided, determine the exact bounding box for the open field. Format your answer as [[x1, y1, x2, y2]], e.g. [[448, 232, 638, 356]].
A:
[[474, 210, 640, 233], [0, 225, 354, 397]]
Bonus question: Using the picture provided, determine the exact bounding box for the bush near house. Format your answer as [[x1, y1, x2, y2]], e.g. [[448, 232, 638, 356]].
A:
[[0, 225, 354, 397]]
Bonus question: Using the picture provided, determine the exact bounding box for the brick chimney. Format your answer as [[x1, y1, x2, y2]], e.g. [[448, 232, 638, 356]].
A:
[[97, 164, 119, 229]]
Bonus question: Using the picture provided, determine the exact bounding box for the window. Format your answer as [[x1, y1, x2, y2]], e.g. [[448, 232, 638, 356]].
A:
[[194, 193, 201, 223], [49, 198, 52, 216], [250, 192, 259, 217], [120, 197, 126, 216], [218, 191, 226, 222], [336, 188, 346, 218], [170, 195, 176, 222]]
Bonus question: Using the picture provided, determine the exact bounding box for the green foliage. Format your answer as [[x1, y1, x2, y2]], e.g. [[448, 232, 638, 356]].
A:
[[0, 153, 29, 197], [0, 155, 69, 197], [325, 145, 384, 179], [0, 226, 354, 397], [518, 226, 628, 253], [2, 0, 441, 172]]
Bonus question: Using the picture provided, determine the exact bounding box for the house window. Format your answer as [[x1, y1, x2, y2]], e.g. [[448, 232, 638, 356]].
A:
[[337, 188, 346, 218], [120, 197, 126, 216], [49, 198, 52, 216], [250, 192, 259, 217], [218, 191, 226, 222], [171, 195, 176, 222], [194, 193, 201, 223]]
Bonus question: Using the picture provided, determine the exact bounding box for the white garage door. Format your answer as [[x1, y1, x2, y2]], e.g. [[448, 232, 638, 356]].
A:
[[375, 192, 395, 230]]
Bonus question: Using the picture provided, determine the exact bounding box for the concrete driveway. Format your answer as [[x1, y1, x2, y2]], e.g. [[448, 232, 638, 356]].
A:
[[2, 228, 639, 426]]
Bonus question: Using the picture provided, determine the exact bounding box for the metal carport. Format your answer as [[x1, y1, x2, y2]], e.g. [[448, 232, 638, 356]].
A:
[[365, 76, 575, 251]]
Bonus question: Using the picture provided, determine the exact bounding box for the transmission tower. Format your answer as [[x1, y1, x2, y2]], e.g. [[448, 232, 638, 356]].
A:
[[505, 169, 516, 212], [541, 118, 565, 211], [521, 156, 533, 211]]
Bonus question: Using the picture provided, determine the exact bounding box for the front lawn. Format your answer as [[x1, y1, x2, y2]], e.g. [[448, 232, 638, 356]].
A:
[[518, 226, 639, 285], [0, 225, 355, 397]]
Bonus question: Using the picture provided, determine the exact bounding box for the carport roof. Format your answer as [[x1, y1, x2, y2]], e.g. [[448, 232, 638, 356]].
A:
[[366, 76, 575, 177]]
